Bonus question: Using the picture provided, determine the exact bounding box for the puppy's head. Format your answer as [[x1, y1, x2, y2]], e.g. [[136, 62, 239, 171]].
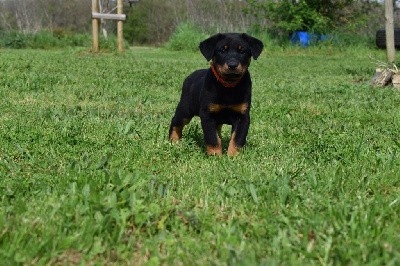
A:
[[199, 33, 263, 82]]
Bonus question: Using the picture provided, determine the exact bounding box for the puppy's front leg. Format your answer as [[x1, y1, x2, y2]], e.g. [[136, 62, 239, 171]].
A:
[[200, 114, 222, 156], [228, 114, 250, 156]]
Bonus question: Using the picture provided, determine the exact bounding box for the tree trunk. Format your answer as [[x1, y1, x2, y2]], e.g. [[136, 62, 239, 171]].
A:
[[385, 0, 395, 63]]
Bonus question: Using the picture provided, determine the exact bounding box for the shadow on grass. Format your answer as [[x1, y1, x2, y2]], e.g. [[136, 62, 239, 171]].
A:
[[184, 123, 256, 153], [185, 123, 203, 148]]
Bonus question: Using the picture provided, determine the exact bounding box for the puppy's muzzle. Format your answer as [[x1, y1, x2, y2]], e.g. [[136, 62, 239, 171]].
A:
[[227, 60, 239, 70]]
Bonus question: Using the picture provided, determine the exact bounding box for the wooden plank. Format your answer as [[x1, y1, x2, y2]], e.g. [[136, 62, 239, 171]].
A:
[[92, 12, 126, 21]]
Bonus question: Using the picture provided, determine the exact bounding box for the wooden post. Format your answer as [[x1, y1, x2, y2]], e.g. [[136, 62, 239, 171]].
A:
[[92, 0, 100, 52], [385, 0, 395, 63], [117, 0, 124, 52]]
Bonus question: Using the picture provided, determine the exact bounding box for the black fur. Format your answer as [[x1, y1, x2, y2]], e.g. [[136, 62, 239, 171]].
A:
[[169, 33, 264, 156]]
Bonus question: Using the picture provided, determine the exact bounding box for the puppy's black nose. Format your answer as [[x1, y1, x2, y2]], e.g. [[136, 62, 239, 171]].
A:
[[228, 62, 238, 70]]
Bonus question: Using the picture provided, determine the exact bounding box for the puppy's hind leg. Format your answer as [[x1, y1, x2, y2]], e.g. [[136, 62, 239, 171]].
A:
[[169, 106, 192, 143], [169, 118, 190, 143]]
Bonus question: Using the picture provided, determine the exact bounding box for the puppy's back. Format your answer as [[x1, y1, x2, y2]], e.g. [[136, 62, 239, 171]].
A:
[[179, 69, 208, 116]]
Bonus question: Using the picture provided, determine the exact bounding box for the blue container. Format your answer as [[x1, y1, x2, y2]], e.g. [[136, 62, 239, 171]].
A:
[[290, 31, 310, 47], [290, 31, 331, 47]]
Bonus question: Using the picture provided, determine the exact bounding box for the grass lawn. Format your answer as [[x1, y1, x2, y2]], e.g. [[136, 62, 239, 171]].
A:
[[0, 46, 399, 265]]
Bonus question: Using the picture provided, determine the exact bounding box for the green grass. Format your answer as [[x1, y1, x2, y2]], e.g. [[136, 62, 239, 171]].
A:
[[0, 46, 399, 265]]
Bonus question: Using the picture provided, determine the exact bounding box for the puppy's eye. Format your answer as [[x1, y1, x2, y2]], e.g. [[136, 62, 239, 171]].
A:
[[238, 46, 245, 54], [218, 45, 229, 53]]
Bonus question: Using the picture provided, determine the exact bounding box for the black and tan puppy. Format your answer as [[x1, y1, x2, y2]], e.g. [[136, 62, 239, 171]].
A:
[[169, 33, 263, 156]]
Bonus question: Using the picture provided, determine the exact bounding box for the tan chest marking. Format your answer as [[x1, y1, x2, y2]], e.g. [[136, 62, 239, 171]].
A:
[[208, 103, 248, 114]]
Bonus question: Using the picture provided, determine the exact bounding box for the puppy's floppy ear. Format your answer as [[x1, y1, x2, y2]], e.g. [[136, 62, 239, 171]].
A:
[[199, 33, 224, 61], [241, 33, 264, 60]]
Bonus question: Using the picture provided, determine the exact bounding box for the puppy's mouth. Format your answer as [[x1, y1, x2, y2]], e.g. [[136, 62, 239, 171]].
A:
[[216, 63, 247, 81], [221, 72, 243, 82], [210, 63, 248, 88]]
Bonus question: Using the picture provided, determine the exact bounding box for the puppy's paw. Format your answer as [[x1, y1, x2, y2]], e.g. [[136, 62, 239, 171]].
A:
[[227, 145, 240, 157], [227, 133, 240, 157], [206, 145, 223, 156], [170, 127, 183, 143]]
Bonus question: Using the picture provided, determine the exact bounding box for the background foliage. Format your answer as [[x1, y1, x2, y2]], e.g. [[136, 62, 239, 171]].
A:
[[0, 0, 387, 48], [244, 0, 383, 34]]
